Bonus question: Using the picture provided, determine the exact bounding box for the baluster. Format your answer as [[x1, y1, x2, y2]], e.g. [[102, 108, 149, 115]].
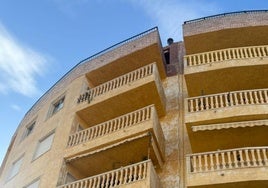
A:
[[123, 168, 128, 184], [219, 94, 224, 107], [223, 49, 227, 60], [189, 99, 194, 112], [239, 150, 245, 167], [232, 150, 238, 168], [143, 162, 148, 178], [105, 173, 110, 188], [264, 90, 268, 103], [114, 170, 119, 186], [262, 148, 268, 165], [194, 98, 199, 112], [119, 168, 124, 185], [227, 151, 232, 169], [253, 47, 257, 57], [240, 48, 244, 58], [249, 91, 254, 104], [134, 164, 138, 181], [198, 155, 202, 172], [101, 174, 105, 188], [221, 152, 226, 169], [215, 51, 219, 61], [209, 153, 214, 171], [92, 177, 96, 188], [197, 54, 201, 65], [192, 156, 197, 172], [224, 93, 229, 107], [200, 98, 204, 111], [193, 55, 196, 65], [244, 48, 248, 58], [128, 167, 133, 183], [239, 92, 244, 105], [219, 51, 223, 61], [137, 164, 142, 180], [210, 96, 214, 109], [258, 90, 264, 103], [254, 91, 259, 104], [204, 154, 208, 171], [234, 92, 238, 105], [202, 53, 205, 64], [205, 97, 209, 110], [257, 47, 261, 57], [229, 93, 234, 106], [244, 149, 250, 166], [215, 95, 219, 108], [251, 149, 257, 166], [215, 153, 220, 170], [256, 149, 262, 166]]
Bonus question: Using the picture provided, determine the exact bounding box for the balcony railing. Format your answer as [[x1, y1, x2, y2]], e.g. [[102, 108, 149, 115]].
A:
[[186, 146, 268, 173], [184, 45, 268, 67], [58, 160, 151, 188], [77, 63, 155, 103], [187, 88, 268, 112], [68, 105, 154, 147]]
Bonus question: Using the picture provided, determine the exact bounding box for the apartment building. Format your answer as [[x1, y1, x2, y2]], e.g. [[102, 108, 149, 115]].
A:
[[0, 10, 268, 188]]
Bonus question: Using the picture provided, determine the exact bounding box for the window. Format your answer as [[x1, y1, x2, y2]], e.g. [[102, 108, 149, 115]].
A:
[[22, 121, 35, 140], [33, 132, 55, 160], [7, 156, 23, 180], [164, 49, 170, 64], [24, 179, 40, 188], [52, 97, 65, 115]]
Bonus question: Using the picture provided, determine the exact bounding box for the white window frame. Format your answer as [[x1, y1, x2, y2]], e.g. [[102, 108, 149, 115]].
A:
[[21, 120, 36, 141], [6, 155, 24, 181], [23, 178, 40, 188], [33, 131, 55, 160]]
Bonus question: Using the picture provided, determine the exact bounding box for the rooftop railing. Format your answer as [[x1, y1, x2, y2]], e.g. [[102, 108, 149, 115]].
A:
[[77, 63, 155, 104], [187, 88, 268, 113], [184, 45, 268, 67], [68, 105, 155, 147], [186, 146, 268, 173], [184, 10, 268, 24], [58, 160, 152, 188]]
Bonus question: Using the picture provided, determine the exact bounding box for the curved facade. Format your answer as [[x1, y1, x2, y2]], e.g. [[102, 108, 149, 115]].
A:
[[0, 10, 268, 188]]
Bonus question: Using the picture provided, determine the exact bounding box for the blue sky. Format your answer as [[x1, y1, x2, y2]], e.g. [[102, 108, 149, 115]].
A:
[[0, 0, 267, 165]]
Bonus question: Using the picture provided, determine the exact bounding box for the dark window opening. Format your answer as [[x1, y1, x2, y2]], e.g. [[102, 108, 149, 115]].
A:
[[164, 49, 170, 64]]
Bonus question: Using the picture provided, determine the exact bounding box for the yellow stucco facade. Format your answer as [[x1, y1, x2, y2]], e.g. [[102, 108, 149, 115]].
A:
[[0, 11, 268, 188]]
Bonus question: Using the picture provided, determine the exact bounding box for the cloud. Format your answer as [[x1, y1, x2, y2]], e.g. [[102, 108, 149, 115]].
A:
[[127, 0, 218, 42], [0, 23, 48, 97], [11, 104, 21, 111]]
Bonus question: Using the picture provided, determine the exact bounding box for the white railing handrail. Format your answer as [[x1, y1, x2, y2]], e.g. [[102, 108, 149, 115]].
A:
[[187, 88, 268, 112], [68, 105, 155, 147], [186, 146, 268, 173], [186, 146, 268, 157], [57, 160, 151, 188], [77, 63, 155, 103], [184, 45, 268, 67], [187, 88, 268, 101]]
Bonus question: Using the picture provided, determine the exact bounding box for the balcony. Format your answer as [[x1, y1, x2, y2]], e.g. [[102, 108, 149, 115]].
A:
[[76, 63, 166, 126], [184, 45, 268, 97], [58, 160, 162, 188], [186, 147, 268, 187], [183, 10, 268, 54], [65, 105, 165, 173], [82, 27, 166, 87], [185, 89, 268, 152]]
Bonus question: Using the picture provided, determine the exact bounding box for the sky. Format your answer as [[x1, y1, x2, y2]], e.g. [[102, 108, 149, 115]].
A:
[[0, 0, 267, 165]]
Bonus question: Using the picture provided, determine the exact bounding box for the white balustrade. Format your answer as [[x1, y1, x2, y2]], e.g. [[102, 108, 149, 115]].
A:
[[57, 160, 151, 188], [186, 147, 268, 173], [77, 63, 155, 103], [187, 88, 268, 112], [184, 45, 268, 67], [68, 105, 154, 147]]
